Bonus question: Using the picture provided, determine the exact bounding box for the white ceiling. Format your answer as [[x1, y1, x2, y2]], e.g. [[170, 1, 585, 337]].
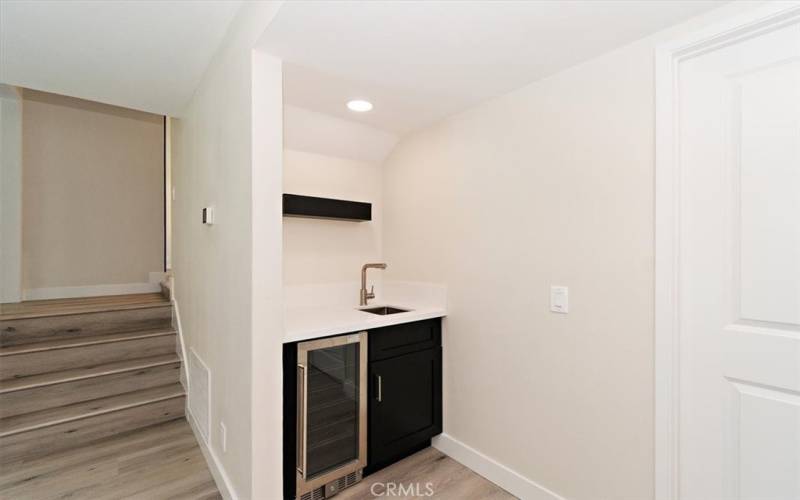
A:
[[285, 105, 398, 164], [260, 0, 725, 135], [0, 0, 242, 116]]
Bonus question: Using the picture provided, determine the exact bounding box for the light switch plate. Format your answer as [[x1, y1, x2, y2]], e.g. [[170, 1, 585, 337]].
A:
[[202, 206, 215, 225], [550, 286, 569, 313]]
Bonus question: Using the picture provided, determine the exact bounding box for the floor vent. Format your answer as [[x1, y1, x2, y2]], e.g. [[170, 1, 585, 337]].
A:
[[188, 348, 210, 442]]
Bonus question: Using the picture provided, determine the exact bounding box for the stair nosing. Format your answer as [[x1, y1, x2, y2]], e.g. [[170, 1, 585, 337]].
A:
[[0, 355, 181, 394], [0, 386, 185, 438], [0, 329, 176, 356]]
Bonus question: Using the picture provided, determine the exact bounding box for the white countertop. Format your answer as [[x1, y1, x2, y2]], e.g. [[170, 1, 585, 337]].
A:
[[283, 303, 446, 343], [282, 281, 447, 343]]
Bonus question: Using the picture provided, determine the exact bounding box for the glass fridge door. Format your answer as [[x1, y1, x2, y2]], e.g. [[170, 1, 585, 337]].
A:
[[297, 332, 367, 495]]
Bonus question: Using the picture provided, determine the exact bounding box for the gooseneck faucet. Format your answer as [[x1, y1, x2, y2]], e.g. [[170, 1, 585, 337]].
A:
[[360, 263, 387, 306]]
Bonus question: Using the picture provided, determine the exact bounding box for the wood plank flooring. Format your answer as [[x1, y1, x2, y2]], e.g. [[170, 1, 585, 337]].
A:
[[0, 418, 220, 500], [0, 293, 168, 320], [0, 423, 511, 500], [339, 447, 517, 500]]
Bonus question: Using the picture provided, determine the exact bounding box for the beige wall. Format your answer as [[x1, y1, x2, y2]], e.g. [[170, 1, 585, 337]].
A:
[[1, 86, 23, 302], [381, 3, 765, 499], [283, 149, 382, 286], [171, 2, 284, 498], [22, 89, 163, 293]]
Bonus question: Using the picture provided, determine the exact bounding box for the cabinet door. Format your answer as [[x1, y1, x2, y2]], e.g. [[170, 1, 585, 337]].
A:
[[369, 347, 442, 469]]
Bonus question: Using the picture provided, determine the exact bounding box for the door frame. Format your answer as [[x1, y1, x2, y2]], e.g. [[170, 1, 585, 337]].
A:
[[654, 3, 800, 500]]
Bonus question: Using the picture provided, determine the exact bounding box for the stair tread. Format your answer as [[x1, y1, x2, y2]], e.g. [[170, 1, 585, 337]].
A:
[[0, 354, 181, 394], [0, 293, 170, 321], [0, 383, 185, 437], [0, 328, 176, 356]]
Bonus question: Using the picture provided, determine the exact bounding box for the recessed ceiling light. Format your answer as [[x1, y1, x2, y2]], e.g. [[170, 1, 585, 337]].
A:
[[347, 99, 373, 112]]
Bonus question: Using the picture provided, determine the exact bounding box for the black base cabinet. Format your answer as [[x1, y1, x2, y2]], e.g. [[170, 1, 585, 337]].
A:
[[368, 346, 442, 472], [283, 318, 442, 498], [366, 318, 442, 474]]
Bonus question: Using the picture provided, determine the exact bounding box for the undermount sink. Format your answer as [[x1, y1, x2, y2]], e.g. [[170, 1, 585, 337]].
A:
[[360, 306, 409, 315]]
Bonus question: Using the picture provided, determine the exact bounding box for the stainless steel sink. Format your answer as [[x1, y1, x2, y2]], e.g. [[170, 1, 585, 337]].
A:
[[360, 306, 409, 315]]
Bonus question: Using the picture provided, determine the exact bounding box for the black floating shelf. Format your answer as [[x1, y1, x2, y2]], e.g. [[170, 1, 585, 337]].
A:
[[282, 193, 372, 222]]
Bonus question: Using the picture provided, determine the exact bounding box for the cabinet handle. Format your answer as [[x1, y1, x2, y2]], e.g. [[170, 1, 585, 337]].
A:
[[377, 375, 382, 402]]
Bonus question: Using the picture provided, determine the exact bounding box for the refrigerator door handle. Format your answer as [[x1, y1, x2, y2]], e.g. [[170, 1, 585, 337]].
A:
[[296, 363, 307, 479]]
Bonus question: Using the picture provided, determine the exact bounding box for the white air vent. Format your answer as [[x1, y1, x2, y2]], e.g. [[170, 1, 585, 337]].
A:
[[188, 348, 211, 443]]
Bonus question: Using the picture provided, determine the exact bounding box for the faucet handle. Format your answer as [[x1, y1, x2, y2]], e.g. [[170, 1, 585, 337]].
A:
[[368, 285, 375, 299]]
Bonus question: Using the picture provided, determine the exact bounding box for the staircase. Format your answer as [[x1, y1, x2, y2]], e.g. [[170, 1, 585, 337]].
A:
[[0, 293, 185, 465]]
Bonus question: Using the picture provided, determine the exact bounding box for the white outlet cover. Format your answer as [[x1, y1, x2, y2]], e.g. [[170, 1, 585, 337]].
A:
[[550, 286, 569, 313]]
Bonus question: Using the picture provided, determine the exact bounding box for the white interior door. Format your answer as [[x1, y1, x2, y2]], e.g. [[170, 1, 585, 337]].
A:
[[677, 17, 800, 500]]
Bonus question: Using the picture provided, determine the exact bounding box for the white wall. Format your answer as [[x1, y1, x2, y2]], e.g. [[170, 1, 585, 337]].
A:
[[283, 149, 383, 287], [0, 85, 22, 302], [381, 3, 767, 499], [21, 89, 164, 298], [250, 47, 284, 500], [171, 2, 283, 498]]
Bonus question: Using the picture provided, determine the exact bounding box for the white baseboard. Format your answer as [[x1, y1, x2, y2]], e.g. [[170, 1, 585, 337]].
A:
[[433, 434, 566, 500], [23, 282, 161, 300], [186, 407, 239, 500]]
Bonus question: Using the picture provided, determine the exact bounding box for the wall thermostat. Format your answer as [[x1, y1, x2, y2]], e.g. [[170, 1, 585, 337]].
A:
[[202, 206, 215, 225]]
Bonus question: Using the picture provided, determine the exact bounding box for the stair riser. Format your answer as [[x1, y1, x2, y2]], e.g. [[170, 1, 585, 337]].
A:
[[0, 306, 172, 347], [0, 363, 181, 419], [0, 334, 177, 380], [0, 396, 185, 465]]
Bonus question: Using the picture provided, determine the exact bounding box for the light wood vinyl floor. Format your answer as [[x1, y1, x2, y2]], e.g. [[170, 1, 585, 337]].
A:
[[338, 447, 517, 500], [0, 418, 220, 500], [0, 417, 512, 500]]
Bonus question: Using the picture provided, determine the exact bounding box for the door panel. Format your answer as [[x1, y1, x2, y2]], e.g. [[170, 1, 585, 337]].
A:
[[678, 18, 800, 500], [369, 348, 442, 468], [734, 382, 800, 499], [737, 60, 800, 325]]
